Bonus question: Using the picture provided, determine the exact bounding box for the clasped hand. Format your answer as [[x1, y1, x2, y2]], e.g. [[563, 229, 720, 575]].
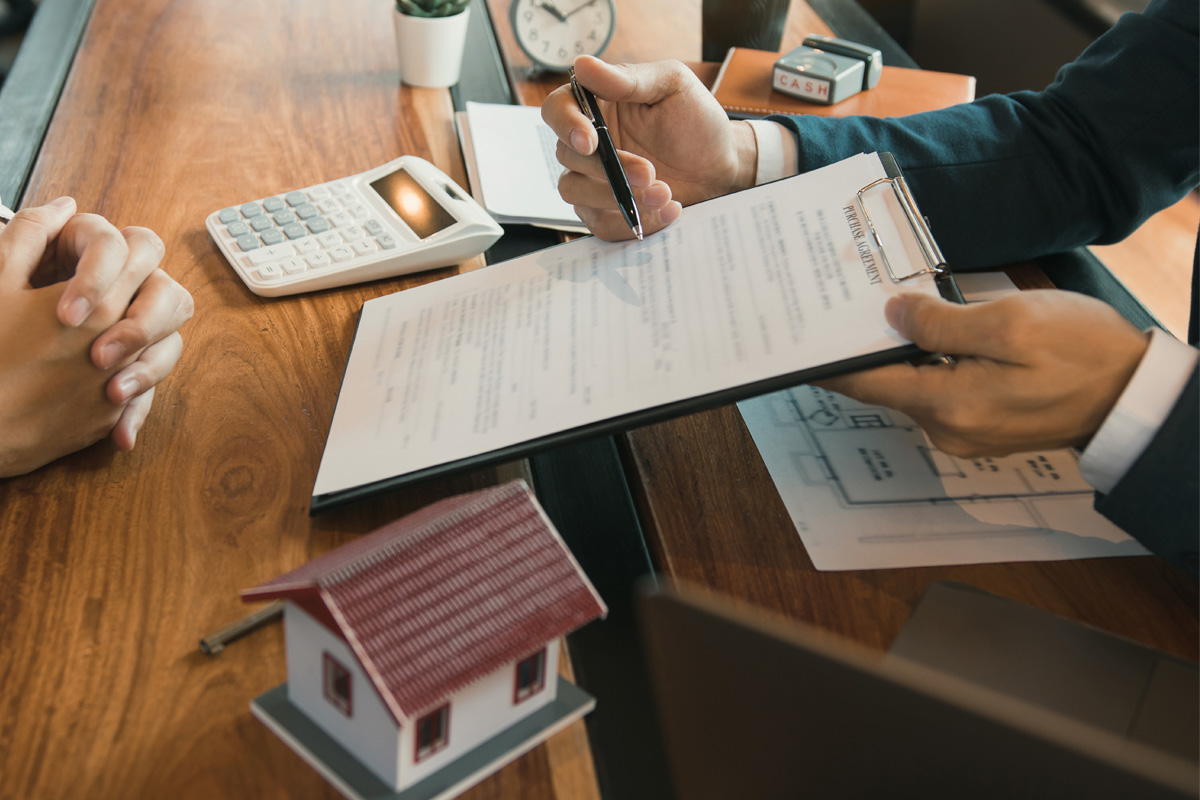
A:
[[0, 197, 193, 476]]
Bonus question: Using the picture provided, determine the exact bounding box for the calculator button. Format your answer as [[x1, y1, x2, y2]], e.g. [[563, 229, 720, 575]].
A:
[[262, 197, 285, 213], [249, 243, 294, 265], [308, 186, 330, 200], [329, 245, 355, 262], [307, 217, 331, 234], [283, 223, 308, 240], [363, 219, 384, 237], [341, 225, 365, 241], [305, 251, 332, 268], [260, 229, 285, 246], [227, 221, 250, 237], [285, 191, 307, 207], [218, 208, 239, 224], [236, 234, 261, 252], [347, 204, 368, 219], [295, 203, 318, 220], [257, 263, 283, 281], [329, 211, 354, 228], [318, 231, 342, 248], [318, 199, 340, 215], [294, 237, 320, 255], [272, 210, 297, 226], [247, 249, 275, 266], [240, 202, 263, 218], [280, 257, 307, 275], [250, 216, 273, 232], [377, 233, 398, 249], [351, 238, 375, 256]]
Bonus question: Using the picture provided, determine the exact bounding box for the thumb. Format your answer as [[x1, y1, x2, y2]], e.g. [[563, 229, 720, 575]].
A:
[[0, 196, 77, 289], [573, 55, 699, 107], [886, 292, 1019, 360]]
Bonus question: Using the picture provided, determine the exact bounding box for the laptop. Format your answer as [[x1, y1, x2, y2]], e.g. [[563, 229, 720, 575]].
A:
[[638, 583, 1198, 800]]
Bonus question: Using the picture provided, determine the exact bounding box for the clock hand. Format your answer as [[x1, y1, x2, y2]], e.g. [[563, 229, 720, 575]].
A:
[[537, 1, 568, 22], [562, 0, 598, 18]]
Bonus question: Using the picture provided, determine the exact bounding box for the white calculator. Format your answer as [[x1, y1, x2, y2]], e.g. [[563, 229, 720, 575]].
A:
[[206, 156, 503, 297]]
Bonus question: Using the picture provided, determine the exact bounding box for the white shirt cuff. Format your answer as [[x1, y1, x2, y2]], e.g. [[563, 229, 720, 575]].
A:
[[0, 193, 12, 224], [1078, 328, 1199, 494], [746, 120, 799, 185]]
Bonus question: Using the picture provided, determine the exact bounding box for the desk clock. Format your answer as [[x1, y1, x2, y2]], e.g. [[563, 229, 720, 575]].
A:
[[509, 0, 615, 72]]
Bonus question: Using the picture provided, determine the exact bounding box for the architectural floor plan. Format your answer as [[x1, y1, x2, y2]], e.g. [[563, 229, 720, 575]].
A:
[[738, 272, 1148, 570]]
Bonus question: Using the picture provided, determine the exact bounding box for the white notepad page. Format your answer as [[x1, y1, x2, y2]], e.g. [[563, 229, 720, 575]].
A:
[[313, 153, 943, 499], [463, 101, 584, 229]]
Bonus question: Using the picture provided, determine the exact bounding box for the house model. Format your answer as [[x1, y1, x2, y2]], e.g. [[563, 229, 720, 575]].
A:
[[242, 480, 607, 800]]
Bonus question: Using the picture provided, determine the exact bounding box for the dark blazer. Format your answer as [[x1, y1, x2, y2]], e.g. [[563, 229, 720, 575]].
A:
[[773, 0, 1199, 574]]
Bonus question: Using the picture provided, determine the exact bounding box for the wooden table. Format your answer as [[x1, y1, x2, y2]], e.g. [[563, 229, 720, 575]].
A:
[[0, 1, 854, 798], [0, 0, 583, 797], [2, 1, 1195, 799]]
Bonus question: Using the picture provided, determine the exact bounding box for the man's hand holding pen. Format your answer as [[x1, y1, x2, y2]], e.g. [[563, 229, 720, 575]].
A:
[[543, 55, 758, 241]]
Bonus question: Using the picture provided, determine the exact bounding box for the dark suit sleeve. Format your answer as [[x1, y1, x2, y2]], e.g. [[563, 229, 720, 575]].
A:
[[770, 0, 1198, 271], [1093, 367, 1199, 576], [769, 0, 1199, 570]]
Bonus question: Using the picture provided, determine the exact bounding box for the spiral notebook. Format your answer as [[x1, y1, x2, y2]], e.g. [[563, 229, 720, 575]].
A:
[[310, 151, 962, 512]]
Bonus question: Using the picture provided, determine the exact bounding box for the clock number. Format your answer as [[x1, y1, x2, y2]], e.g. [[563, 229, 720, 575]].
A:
[[542, 40, 550, 52], [588, 30, 596, 40], [574, 41, 584, 53], [595, 11, 603, 22], [558, 47, 568, 59], [527, 28, 538, 41], [523, 10, 533, 21]]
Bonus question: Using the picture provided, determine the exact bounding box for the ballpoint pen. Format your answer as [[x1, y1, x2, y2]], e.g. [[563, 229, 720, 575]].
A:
[[569, 66, 643, 241]]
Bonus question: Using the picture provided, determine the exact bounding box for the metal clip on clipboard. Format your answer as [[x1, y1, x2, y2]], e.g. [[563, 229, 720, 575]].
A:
[[856, 173, 947, 283]]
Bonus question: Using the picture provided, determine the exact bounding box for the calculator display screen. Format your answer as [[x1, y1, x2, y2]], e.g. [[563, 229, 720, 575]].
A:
[[369, 168, 457, 239]]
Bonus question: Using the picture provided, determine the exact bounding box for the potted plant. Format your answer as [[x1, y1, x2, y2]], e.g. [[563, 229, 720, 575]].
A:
[[393, 0, 473, 88]]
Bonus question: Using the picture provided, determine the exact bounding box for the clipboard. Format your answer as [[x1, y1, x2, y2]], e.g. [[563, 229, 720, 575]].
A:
[[310, 153, 963, 513]]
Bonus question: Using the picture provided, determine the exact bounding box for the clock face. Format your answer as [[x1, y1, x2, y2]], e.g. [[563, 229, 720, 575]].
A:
[[509, 0, 616, 72]]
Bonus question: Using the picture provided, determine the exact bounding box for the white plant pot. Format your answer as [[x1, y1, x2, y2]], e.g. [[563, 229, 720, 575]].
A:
[[393, 7, 471, 88]]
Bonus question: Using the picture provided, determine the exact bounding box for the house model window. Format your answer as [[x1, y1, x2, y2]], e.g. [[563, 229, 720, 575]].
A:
[[514, 648, 547, 703], [322, 653, 353, 717], [415, 704, 450, 761]]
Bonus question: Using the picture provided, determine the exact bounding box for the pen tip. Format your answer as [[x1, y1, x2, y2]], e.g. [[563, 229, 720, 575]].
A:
[[634, 225, 644, 241]]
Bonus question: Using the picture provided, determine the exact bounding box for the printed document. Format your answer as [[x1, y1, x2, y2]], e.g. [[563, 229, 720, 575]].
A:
[[313, 153, 943, 500], [737, 272, 1149, 570]]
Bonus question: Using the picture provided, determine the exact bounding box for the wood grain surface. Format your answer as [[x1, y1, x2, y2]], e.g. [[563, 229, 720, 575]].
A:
[[0, 0, 598, 798]]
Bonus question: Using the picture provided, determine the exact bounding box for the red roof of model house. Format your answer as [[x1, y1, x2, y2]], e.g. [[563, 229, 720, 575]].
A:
[[242, 480, 606, 725]]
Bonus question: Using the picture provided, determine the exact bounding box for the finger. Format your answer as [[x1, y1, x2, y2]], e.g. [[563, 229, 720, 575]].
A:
[[0, 197, 77, 288], [58, 221, 165, 327], [545, 56, 698, 155], [572, 55, 698, 108], [888, 292, 1042, 364], [91, 269, 194, 370], [542, 82, 598, 155], [558, 167, 671, 212], [111, 386, 155, 451], [815, 361, 953, 417], [556, 140, 655, 188], [576, 200, 681, 241], [105, 332, 183, 405]]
